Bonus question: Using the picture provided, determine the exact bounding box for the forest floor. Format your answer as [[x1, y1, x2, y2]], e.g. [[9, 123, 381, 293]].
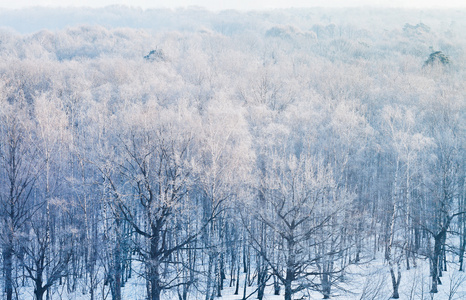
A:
[[213, 259, 466, 300], [12, 256, 466, 300]]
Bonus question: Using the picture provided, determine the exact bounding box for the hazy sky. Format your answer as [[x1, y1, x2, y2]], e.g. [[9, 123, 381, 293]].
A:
[[1, 0, 465, 10]]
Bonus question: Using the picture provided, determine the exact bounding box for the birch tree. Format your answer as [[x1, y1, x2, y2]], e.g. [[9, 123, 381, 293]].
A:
[[0, 97, 40, 300]]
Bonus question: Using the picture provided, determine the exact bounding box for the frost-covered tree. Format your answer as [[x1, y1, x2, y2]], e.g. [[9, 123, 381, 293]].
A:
[[0, 95, 41, 300]]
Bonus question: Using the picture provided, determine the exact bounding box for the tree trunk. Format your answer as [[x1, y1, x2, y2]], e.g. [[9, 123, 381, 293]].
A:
[[459, 234, 465, 271], [234, 257, 240, 295], [3, 244, 13, 300], [389, 262, 401, 299], [215, 257, 221, 298], [151, 277, 161, 300], [35, 286, 47, 300], [205, 255, 213, 300], [112, 243, 122, 300], [322, 271, 331, 299], [243, 242, 248, 273], [257, 267, 266, 300], [284, 235, 296, 300], [284, 270, 293, 300], [273, 275, 280, 295], [220, 253, 225, 290], [33, 266, 46, 300], [111, 217, 122, 300], [242, 257, 249, 300], [387, 161, 401, 299], [430, 231, 445, 293], [150, 228, 162, 300]]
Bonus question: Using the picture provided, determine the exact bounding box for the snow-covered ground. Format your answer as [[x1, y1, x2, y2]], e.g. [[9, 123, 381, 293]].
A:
[[12, 255, 465, 300], [212, 259, 466, 300]]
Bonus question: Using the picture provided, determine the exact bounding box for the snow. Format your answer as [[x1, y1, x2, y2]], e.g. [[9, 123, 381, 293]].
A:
[[11, 253, 466, 300]]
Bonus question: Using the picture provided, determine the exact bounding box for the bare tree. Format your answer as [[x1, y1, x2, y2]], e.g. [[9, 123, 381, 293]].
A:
[[246, 152, 352, 300], [0, 98, 41, 300], [97, 101, 208, 300]]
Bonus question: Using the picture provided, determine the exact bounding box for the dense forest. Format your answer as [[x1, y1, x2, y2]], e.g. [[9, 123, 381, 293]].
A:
[[0, 6, 465, 300]]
